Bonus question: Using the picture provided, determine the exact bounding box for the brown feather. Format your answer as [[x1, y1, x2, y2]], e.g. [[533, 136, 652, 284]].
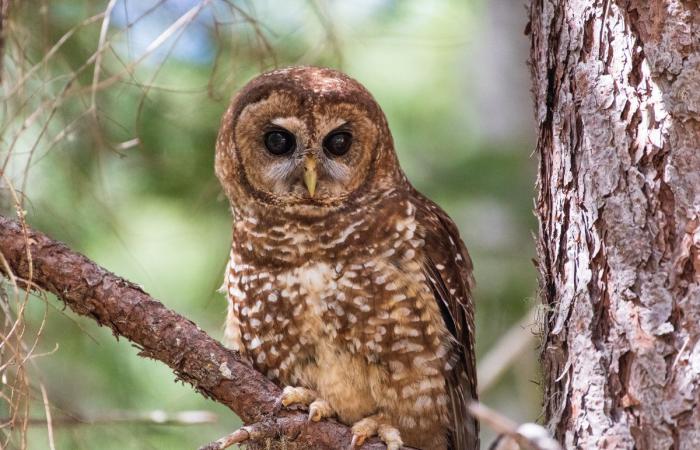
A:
[[216, 66, 478, 450], [414, 192, 479, 450]]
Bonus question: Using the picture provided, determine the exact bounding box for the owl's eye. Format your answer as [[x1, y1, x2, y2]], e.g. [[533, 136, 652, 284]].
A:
[[323, 131, 352, 156], [264, 130, 296, 155]]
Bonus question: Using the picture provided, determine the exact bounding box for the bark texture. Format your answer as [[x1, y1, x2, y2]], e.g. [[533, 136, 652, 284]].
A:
[[529, 1, 700, 449], [0, 215, 406, 450]]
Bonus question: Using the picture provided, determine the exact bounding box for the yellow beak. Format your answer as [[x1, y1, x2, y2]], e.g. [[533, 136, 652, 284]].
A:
[[303, 156, 317, 197]]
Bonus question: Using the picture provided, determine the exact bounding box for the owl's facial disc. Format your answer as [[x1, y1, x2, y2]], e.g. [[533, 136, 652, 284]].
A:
[[232, 91, 379, 211], [216, 67, 403, 218], [257, 122, 356, 200]]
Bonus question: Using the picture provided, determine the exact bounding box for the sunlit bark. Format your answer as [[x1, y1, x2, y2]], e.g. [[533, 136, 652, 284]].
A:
[[530, 1, 700, 448]]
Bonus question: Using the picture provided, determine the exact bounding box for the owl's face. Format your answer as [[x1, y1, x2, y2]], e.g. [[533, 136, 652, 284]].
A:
[[216, 67, 402, 216], [234, 90, 380, 203]]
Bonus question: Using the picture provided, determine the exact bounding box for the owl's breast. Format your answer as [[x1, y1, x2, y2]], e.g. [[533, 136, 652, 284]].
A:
[[224, 196, 452, 426], [226, 255, 355, 375], [228, 256, 403, 422]]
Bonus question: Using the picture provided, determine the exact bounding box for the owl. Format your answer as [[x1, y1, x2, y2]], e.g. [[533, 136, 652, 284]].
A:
[[215, 66, 478, 450]]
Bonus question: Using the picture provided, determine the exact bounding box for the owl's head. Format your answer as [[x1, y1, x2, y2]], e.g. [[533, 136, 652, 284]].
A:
[[215, 66, 402, 217]]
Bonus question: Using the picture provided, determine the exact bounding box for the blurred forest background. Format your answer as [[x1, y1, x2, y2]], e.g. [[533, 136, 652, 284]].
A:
[[0, 1, 538, 449]]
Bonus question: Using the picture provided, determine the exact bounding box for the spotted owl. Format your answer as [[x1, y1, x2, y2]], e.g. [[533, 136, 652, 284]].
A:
[[215, 66, 478, 450]]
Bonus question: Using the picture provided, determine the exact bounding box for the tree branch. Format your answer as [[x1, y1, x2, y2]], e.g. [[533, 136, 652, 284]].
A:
[[0, 214, 401, 449]]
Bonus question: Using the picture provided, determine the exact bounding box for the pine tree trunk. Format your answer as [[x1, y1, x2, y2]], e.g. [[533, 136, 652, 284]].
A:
[[529, 1, 700, 449]]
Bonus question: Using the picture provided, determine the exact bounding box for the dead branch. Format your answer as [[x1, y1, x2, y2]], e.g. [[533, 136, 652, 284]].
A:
[[0, 214, 405, 450], [468, 403, 560, 450]]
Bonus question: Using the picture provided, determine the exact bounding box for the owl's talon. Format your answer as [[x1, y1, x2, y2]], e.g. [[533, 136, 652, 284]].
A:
[[308, 399, 334, 422], [349, 434, 362, 449], [279, 385, 316, 408], [378, 424, 403, 450], [350, 414, 402, 450], [278, 386, 336, 422], [350, 416, 375, 448]]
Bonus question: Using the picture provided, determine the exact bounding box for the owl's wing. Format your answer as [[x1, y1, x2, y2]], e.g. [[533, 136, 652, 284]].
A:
[[414, 194, 479, 450]]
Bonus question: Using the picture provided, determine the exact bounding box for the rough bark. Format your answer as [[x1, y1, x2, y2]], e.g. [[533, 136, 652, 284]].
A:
[[0, 215, 404, 450], [529, 1, 700, 449]]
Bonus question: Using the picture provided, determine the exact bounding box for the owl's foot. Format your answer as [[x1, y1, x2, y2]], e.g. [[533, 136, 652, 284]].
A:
[[279, 386, 336, 422], [349, 414, 403, 450]]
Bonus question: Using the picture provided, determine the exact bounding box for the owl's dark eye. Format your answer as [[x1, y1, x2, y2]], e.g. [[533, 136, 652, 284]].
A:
[[323, 131, 352, 156], [264, 130, 296, 155]]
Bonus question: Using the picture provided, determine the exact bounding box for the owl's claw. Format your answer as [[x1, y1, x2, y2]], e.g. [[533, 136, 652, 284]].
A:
[[377, 424, 403, 450], [278, 385, 336, 422], [349, 433, 362, 449], [279, 385, 317, 408], [349, 417, 374, 448], [308, 398, 334, 422], [350, 414, 403, 450]]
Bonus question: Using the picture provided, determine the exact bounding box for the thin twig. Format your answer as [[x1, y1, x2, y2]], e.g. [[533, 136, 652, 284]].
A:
[[38, 384, 55, 450], [469, 402, 561, 450], [199, 427, 250, 450], [477, 305, 539, 394], [91, 0, 119, 119]]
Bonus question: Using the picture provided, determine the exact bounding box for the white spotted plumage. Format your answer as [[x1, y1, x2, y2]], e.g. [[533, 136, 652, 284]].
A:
[[216, 66, 478, 450]]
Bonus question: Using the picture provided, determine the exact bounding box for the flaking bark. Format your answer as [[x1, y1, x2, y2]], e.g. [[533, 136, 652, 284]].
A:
[[0, 214, 406, 450], [529, 1, 700, 449]]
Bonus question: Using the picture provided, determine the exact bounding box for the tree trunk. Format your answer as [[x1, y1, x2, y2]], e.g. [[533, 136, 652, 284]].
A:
[[529, 1, 700, 449]]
